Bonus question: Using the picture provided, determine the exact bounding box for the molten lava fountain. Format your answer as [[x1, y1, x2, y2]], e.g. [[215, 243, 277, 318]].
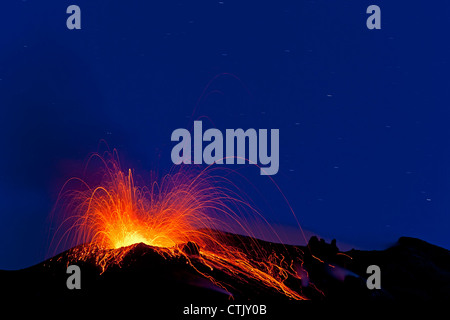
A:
[[50, 152, 309, 300]]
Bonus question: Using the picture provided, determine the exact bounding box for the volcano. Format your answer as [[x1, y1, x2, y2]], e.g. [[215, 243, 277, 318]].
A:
[[1, 232, 449, 313], [6, 154, 447, 313]]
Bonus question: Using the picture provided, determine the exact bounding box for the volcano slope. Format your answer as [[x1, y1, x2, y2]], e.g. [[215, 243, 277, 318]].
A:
[[1, 232, 449, 313]]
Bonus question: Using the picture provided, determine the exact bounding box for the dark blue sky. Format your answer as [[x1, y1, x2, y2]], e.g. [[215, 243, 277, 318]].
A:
[[1, 1, 449, 269]]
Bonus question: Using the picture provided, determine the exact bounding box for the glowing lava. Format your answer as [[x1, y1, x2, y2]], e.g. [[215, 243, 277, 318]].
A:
[[50, 151, 312, 300]]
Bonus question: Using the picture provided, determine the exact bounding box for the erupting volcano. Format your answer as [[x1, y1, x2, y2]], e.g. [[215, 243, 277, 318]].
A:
[[2, 150, 448, 310], [49, 151, 313, 300]]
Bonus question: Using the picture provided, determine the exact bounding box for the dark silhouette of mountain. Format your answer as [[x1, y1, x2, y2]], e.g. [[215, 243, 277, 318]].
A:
[[1, 232, 448, 314]]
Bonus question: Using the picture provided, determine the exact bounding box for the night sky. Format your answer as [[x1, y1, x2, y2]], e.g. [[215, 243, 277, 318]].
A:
[[1, 0, 449, 270]]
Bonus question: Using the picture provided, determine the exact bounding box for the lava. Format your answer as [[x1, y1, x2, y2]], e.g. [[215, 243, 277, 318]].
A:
[[50, 151, 311, 300]]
